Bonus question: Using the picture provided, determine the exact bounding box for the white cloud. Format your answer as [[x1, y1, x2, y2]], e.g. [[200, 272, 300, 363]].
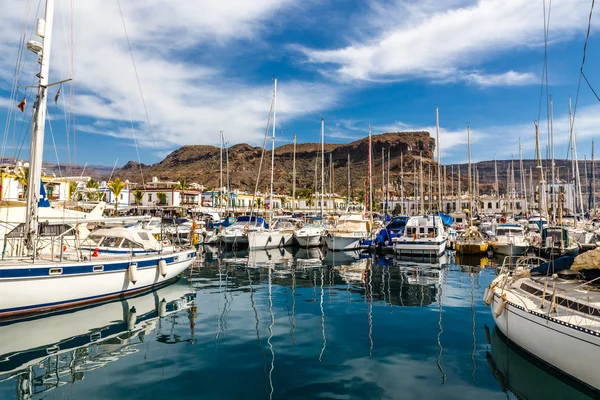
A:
[[296, 0, 594, 84], [0, 0, 341, 162]]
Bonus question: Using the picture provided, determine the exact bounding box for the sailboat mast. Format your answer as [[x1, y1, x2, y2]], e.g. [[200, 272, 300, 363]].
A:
[[292, 133, 296, 212], [550, 97, 556, 221], [220, 130, 223, 206], [347, 153, 351, 207], [382, 148, 385, 214], [519, 139, 527, 215], [387, 148, 390, 216], [593, 139, 596, 211], [321, 118, 325, 217], [368, 126, 373, 224], [226, 141, 229, 211], [419, 154, 424, 213], [534, 121, 545, 218], [269, 78, 277, 226], [400, 153, 404, 214], [25, 0, 56, 255], [436, 106, 442, 212], [467, 126, 472, 225], [569, 98, 584, 215], [457, 164, 461, 212]]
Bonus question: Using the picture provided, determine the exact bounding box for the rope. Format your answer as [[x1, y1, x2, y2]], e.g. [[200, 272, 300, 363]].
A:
[[115, 0, 160, 162]]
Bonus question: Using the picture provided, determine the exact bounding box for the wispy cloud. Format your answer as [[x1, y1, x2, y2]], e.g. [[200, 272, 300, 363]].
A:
[[0, 0, 341, 162], [295, 0, 594, 85]]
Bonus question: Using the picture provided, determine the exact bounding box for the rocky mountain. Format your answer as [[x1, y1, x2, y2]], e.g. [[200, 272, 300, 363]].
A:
[[115, 131, 438, 196]]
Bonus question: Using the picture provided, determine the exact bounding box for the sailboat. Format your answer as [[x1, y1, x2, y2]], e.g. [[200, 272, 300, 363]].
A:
[[0, 0, 195, 319], [455, 126, 488, 255]]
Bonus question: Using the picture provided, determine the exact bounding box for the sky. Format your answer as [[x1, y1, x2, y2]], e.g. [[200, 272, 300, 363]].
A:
[[0, 0, 599, 168]]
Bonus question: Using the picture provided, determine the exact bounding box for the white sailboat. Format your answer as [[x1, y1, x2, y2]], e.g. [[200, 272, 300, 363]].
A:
[[0, 0, 195, 319]]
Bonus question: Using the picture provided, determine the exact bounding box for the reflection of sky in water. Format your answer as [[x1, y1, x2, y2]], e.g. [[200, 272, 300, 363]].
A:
[[0, 253, 593, 399]]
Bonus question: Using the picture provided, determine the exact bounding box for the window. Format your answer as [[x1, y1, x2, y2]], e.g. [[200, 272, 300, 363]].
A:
[[138, 232, 150, 241], [120, 194, 123, 200], [488, 202, 492, 209], [148, 194, 152, 202]]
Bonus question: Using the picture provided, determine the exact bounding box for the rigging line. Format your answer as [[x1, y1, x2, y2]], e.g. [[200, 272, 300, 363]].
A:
[[571, 0, 595, 139], [124, 93, 146, 185], [582, 69, 600, 103], [45, 109, 63, 178], [250, 93, 274, 217], [536, 0, 551, 154], [115, 0, 160, 162]]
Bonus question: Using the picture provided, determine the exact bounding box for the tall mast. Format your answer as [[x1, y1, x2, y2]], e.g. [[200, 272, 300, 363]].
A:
[[368, 126, 373, 225], [550, 97, 555, 221], [25, 0, 56, 255], [400, 153, 404, 214], [292, 133, 296, 212], [519, 139, 527, 215], [387, 148, 390, 216], [593, 139, 596, 212], [320, 118, 325, 217], [467, 126, 472, 225], [220, 130, 223, 206], [436, 106, 442, 212], [347, 153, 351, 208], [457, 164, 461, 212], [226, 141, 229, 211], [330, 153, 333, 207], [534, 121, 545, 218], [268, 78, 277, 227], [382, 148, 385, 214], [569, 98, 584, 215], [494, 155, 499, 207], [419, 153, 424, 213]]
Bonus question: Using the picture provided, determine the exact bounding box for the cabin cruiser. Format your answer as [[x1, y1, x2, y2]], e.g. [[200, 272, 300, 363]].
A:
[[81, 227, 175, 255], [392, 215, 446, 256], [490, 224, 529, 256], [295, 220, 327, 247], [374, 215, 409, 252], [323, 213, 369, 251], [455, 226, 489, 254], [221, 216, 267, 247], [532, 226, 580, 258], [527, 215, 548, 232]]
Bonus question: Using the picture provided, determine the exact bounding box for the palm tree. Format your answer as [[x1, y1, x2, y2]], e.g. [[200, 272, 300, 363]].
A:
[[16, 166, 29, 199], [86, 178, 100, 201], [108, 178, 126, 215], [176, 177, 187, 191], [256, 198, 263, 210], [156, 192, 167, 205], [68, 181, 78, 200], [133, 189, 144, 213]]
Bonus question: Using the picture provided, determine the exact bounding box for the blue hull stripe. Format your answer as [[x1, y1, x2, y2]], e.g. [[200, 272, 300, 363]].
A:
[[0, 252, 194, 279]]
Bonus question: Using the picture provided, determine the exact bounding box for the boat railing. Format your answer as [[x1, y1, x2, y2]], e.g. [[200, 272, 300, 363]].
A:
[[499, 255, 546, 273]]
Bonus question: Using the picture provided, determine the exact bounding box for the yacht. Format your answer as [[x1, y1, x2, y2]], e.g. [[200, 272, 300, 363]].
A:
[[221, 215, 267, 247], [294, 218, 327, 247], [490, 224, 529, 256], [323, 213, 369, 251], [532, 226, 580, 258], [392, 215, 447, 256]]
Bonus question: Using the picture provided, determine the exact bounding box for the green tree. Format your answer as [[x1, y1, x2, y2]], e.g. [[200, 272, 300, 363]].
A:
[[176, 177, 187, 191], [16, 166, 29, 198], [108, 178, 126, 215], [68, 181, 78, 200], [133, 189, 144, 206], [256, 198, 263, 210], [279, 196, 286, 209], [86, 178, 100, 201], [156, 192, 167, 205]]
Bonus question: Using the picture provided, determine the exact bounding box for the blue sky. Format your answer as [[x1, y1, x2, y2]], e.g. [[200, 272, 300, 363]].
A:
[[0, 0, 599, 168]]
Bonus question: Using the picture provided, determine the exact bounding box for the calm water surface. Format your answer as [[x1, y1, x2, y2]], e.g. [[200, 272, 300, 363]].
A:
[[0, 247, 595, 399]]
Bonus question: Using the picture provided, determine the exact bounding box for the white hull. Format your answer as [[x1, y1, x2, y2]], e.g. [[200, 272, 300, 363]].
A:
[[491, 243, 528, 256], [247, 231, 286, 250], [222, 232, 248, 246], [393, 239, 446, 256], [491, 291, 600, 390], [324, 235, 362, 251], [0, 250, 195, 318], [295, 234, 322, 247]]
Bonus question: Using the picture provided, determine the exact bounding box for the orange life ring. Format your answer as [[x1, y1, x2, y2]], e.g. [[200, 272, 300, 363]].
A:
[[243, 224, 248, 234]]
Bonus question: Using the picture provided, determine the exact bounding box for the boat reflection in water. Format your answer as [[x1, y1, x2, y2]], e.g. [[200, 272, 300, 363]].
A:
[[452, 251, 490, 269], [0, 280, 195, 399], [486, 326, 597, 400]]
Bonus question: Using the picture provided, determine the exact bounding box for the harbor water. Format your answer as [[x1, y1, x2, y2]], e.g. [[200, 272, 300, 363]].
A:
[[0, 247, 596, 400]]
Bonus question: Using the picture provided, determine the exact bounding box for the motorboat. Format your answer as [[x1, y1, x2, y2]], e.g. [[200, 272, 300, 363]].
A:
[[220, 215, 267, 247], [323, 213, 369, 251], [532, 226, 580, 258], [392, 215, 446, 256], [294, 218, 328, 247], [490, 224, 529, 256], [373, 215, 409, 252]]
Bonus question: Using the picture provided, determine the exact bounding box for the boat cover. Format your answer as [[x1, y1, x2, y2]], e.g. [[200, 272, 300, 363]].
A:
[[571, 246, 600, 271], [530, 256, 575, 275], [437, 213, 453, 226]]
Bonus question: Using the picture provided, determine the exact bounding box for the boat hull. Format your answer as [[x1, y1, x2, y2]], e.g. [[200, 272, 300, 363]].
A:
[[0, 250, 196, 319], [324, 235, 363, 251], [455, 242, 489, 254], [247, 231, 286, 250], [491, 243, 528, 256], [491, 292, 600, 390], [393, 239, 447, 256], [295, 234, 322, 247]]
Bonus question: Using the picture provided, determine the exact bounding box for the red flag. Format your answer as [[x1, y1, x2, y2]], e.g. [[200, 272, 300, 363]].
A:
[[17, 97, 26, 112], [54, 88, 60, 105]]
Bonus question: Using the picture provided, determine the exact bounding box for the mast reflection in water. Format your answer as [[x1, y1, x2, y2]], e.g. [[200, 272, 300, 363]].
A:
[[1, 249, 597, 399]]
